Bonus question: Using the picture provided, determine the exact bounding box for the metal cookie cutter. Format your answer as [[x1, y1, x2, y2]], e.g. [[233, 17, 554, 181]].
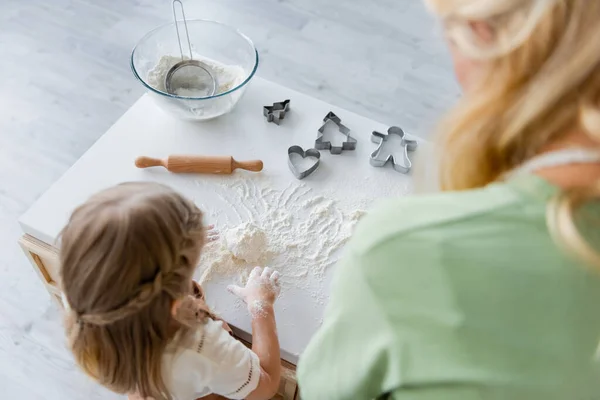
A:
[[287, 146, 321, 180], [263, 99, 291, 125], [315, 112, 357, 154], [370, 126, 418, 174]]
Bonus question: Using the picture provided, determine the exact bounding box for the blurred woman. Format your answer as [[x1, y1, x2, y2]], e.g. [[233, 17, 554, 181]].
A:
[[298, 1, 600, 399]]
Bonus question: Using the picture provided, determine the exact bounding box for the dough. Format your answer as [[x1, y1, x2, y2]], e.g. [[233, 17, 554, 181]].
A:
[[224, 222, 268, 264]]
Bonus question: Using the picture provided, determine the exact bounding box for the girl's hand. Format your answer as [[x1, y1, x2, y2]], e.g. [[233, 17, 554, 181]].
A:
[[228, 267, 281, 315], [206, 224, 219, 242]]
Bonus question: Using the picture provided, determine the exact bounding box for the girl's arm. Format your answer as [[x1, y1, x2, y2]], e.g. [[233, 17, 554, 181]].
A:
[[228, 267, 281, 400]]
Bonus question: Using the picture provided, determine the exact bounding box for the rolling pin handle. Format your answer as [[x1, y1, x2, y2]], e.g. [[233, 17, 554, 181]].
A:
[[135, 156, 166, 169], [233, 159, 264, 172]]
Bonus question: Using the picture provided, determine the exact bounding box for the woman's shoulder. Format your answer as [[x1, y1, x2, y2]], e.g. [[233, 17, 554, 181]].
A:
[[350, 182, 534, 256]]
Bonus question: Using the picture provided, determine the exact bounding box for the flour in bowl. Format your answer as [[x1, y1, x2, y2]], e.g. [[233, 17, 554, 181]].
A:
[[147, 55, 246, 96]]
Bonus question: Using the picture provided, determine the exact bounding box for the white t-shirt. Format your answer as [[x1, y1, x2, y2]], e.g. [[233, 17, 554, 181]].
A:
[[162, 319, 261, 400]]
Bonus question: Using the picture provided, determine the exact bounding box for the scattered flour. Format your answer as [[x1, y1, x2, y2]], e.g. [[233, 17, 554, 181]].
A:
[[224, 222, 269, 264], [195, 178, 366, 292], [147, 55, 246, 97]]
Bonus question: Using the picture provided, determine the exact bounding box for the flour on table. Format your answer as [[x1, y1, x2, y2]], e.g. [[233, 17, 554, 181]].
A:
[[147, 55, 245, 96], [193, 178, 366, 292], [224, 222, 269, 264]]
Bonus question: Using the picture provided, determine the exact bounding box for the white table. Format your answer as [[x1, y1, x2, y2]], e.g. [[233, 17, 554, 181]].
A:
[[19, 77, 420, 364]]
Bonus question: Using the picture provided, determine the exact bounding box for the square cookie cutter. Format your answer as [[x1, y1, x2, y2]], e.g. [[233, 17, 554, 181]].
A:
[[287, 146, 321, 180], [370, 126, 418, 173], [315, 111, 357, 154], [263, 99, 290, 125]]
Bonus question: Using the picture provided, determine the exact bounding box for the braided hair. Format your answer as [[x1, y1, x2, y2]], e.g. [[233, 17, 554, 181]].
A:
[[60, 182, 208, 400]]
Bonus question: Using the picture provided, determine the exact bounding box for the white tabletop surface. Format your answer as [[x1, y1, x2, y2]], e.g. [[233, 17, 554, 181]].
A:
[[19, 77, 422, 363]]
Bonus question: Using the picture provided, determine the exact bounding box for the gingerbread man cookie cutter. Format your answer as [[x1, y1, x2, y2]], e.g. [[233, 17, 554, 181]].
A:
[[370, 126, 417, 174]]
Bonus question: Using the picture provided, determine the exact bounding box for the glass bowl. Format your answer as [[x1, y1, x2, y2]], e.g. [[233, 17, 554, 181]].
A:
[[131, 20, 259, 121]]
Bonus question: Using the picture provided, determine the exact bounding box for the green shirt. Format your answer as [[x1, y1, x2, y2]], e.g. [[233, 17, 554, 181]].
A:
[[297, 175, 600, 400]]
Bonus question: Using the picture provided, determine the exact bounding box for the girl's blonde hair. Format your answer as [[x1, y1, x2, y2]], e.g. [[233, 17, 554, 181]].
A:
[[60, 182, 207, 399], [425, 0, 600, 266]]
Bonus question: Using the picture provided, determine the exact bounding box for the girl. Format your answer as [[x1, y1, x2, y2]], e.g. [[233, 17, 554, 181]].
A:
[[298, 0, 600, 399], [59, 182, 281, 400]]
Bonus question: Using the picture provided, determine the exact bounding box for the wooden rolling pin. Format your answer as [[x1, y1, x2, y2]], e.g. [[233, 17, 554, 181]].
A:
[[135, 155, 264, 174]]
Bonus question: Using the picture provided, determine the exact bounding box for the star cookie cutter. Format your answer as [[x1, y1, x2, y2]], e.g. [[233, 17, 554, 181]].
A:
[[287, 146, 321, 180], [263, 99, 290, 125], [370, 126, 418, 174], [315, 112, 357, 154]]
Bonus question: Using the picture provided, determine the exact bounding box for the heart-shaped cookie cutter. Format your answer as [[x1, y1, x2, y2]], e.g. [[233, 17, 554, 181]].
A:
[[370, 126, 418, 174], [287, 146, 321, 180]]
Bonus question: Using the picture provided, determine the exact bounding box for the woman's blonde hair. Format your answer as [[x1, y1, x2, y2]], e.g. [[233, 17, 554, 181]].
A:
[[60, 182, 207, 399], [426, 0, 600, 266]]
